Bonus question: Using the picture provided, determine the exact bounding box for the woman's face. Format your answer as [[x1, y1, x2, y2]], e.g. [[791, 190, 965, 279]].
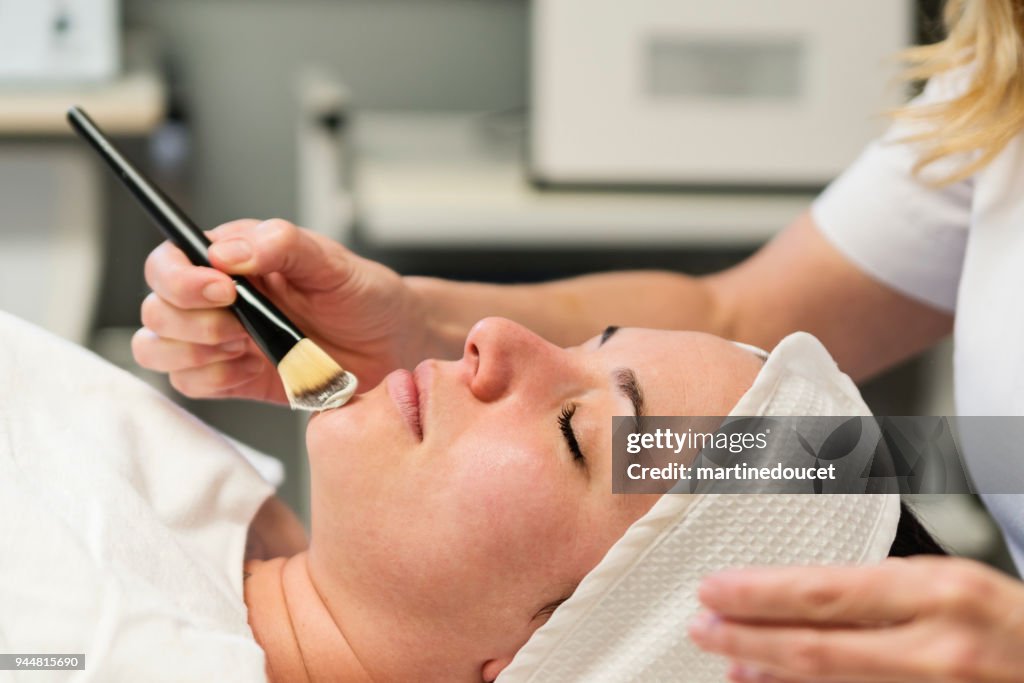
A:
[[305, 318, 763, 681]]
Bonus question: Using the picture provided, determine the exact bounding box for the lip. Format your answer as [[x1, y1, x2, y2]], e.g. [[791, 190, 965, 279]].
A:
[[413, 361, 430, 435], [386, 368, 423, 439]]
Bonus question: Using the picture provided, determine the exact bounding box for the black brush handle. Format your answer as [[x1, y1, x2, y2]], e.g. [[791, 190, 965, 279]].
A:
[[67, 105, 302, 364]]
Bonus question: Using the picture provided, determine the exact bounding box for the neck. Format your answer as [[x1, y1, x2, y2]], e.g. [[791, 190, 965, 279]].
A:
[[244, 553, 373, 683]]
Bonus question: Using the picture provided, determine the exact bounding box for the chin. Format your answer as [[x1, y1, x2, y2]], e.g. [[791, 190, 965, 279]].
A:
[[305, 391, 369, 462], [305, 384, 406, 467]]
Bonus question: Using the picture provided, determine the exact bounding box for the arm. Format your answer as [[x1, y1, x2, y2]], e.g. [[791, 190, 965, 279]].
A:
[[135, 210, 950, 400], [410, 210, 953, 381]]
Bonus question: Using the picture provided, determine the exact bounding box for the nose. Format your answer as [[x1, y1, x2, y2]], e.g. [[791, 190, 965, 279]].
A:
[[463, 317, 563, 402]]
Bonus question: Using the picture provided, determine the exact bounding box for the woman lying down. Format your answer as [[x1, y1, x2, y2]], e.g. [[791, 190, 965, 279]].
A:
[[0, 311, 940, 682]]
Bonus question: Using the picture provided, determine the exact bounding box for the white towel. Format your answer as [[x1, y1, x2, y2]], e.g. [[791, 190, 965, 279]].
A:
[[0, 311, 273, 682]]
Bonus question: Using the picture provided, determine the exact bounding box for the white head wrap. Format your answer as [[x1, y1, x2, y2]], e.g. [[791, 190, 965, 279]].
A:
[[498, 332, 900, 682]]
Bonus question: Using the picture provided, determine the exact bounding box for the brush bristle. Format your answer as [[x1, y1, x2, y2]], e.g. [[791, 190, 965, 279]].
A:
[[278, 338, 358, 411]]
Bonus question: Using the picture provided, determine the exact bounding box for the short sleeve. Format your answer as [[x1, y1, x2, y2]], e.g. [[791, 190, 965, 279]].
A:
[[811, 71, 974, 313]]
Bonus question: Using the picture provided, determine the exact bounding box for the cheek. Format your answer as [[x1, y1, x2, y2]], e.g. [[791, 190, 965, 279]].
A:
[[447, 433, 575, 549], [416, 423, 586, 590]]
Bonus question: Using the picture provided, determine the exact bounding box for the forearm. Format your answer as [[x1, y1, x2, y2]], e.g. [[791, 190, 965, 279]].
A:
[[407, 270, 725, 357], [406, 211, 953, 381]]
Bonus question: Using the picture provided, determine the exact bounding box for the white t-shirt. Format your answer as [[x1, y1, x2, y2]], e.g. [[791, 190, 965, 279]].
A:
[[0, 311, 273, 682], [812, 69, 1024, 569]]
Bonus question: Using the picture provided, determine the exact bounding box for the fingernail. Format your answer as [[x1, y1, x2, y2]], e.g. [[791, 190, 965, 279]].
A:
[[255, 220, 285, 235], [220, 340, 247, 353], [729, 664, 767, 682], [210, 239, 252, 265], [202, 281, 235, 304], [698, 576, 725, 603], [688, 612, 721, 639]]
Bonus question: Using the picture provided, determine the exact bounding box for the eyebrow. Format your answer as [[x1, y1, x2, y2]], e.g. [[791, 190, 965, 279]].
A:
[[598, 325, 643, 417], [597, 326, 646, 418], [599, 325, 619, 346], [533, 595, 571, 623], [593, 326, 648, 474], [614, 368, 646, 419]]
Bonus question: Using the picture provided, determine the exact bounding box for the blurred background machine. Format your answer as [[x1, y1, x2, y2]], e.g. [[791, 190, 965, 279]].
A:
[[0, 0, 163, 345], [0, 0, 120, 83], [530, 0, 911, 187]]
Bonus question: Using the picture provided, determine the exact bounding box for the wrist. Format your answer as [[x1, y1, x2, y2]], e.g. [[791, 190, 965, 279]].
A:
[[404, 276, 468, 362]]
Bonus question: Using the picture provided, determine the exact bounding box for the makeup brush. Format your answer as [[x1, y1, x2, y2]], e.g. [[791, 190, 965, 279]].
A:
[[67, 105, 357, 411]]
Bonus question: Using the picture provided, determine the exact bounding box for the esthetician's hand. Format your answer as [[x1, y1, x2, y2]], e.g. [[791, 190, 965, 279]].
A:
[[689, 556, 1024, 682], [134, 218, 428, 404]]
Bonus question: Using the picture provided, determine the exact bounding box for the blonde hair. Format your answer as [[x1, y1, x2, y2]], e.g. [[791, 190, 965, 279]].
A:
[[895, 0, 1024, 183]]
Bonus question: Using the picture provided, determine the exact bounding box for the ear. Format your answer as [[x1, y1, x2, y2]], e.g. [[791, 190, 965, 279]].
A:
[[481, 656, 513, 682]]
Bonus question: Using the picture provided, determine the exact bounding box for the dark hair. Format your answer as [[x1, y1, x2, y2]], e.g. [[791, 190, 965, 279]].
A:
[[888, 502, 947, 557]]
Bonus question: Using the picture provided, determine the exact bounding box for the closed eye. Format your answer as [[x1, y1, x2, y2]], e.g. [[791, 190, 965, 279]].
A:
[[558, 403, 586, 467]]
